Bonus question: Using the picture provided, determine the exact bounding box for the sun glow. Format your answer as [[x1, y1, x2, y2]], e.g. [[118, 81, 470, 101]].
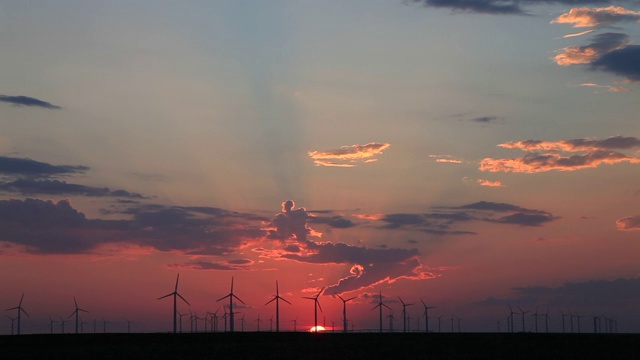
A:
[[309, 326, 326, 332]]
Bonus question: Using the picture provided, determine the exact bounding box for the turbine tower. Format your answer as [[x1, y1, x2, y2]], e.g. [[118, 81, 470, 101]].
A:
[[398, 297, 414, 333], [420, 299, 436, 333], [337, 294, 356, 333], [157, 273, 191, 334], [302, 287, 324, 332], [371, 291, 391, 333], [265, 280, 291, 332], [5, 294, 29, 335], [69, 297, 89, 334], [216, 276, 246, 333]]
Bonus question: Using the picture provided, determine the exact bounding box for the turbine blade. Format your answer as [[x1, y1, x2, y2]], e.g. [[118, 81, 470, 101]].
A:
[[19, 294, 25, 306], [265, 297, 276, 306], [74, 297, 78, 308], [6, 306, 19, 311], [346, 297, 356, 302], [420, 298, 427, 308], [21, 308, 30, 317], [232, 294, 246, 305], [317, 300, 323, 313], [281, 297, 292, 305], [177, 293, 191, 306], [398, 296, 405, 305], [302, 297, 314, 300], [316, 287, 325, 297], [175, 273, 180, 292], [216, 294, 231, 302], [230, 276, 234, 292], [157, 293, 173, 300], [276, 280, 279, 295], [337, 294, 345, 302]]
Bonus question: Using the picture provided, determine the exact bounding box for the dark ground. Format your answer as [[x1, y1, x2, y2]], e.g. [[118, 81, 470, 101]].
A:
[[1, 332, 638, 360]]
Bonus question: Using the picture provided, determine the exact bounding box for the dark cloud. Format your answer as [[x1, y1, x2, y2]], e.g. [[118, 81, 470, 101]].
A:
[[0, 179, 146, 198], [592, 45, 640, 82], [410, 0, 611, 15], [470, 116, 501, 124], [308, 215, 356, 229], [0, 95, 61, 109], [0, 198, 266, 255], [456, 201, 547, 215], [491, 212, 557, 226], [0, 156, 88, 177]]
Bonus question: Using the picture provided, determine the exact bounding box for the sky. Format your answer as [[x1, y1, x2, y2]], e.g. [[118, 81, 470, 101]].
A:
[[1, 0, 640, 334]]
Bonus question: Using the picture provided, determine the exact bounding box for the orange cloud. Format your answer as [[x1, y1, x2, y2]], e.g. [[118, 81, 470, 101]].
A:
[[482, 136, 640, 173], [552, 6, 640, 28], [308, 142, 390, 167], [553, 33, 629, 66], [477, 179, 504, 187], [580, 83, 632, 92]]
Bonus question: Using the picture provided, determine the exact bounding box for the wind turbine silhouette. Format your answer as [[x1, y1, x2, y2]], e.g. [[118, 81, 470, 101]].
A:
[[265, 280, 291, 332], [48, 316, 57, 334], [387, 310, 395, 332], [157, 273, 190, 334], [508, 305, 518, 333], [518, 307, 529, 332], [217, 277, 246, 333], [60, 317, 68, 334], [302, 287, 324, 332], [420, 299, 436, 333], [337, 294, 356, 333], [69, 297, 89, 334], [255, 314, 262, 331], [371, 291, 391, 333], [177, 312, 187, 333], [7, 315, 17, 335], [531, 306, 539, 333], [398, 297, 414, 333], [102, 318, 111, 333], [5, 294, 29, 335], [291, 316, 298, 332]]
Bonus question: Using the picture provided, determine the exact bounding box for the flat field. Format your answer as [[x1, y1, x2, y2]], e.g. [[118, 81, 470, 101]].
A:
[[1, 332, 638, 359]]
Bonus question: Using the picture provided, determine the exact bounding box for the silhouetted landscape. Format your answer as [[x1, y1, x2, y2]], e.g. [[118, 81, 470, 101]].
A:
[[2, 332, 639, 360]]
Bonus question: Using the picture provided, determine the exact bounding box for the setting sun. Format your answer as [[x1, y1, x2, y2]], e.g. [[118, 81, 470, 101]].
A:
[[309, 326, 326, 333]]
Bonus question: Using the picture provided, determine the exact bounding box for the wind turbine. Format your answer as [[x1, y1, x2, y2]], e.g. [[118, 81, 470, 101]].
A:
[[420, 299, 436, 333], [291, 316, 298, 332], [371, 291, 391, 333], [216, 277, 246, 333], [337, 294, 356, 333], [302, 287, 324, 332], [560, 311, 567, 333], [265, 280, 291, 332], [157, 273, 190, 334], [5, 294, 29, 335], [48, 316, 57, 334], [69, 297, 89, 334], [398, 297, 414, 333], [60, 317, 68, 334], [518, 307, 529, 332], [177, 312, 187, 333], [126, 319, 134, 333], [102, 318, 111, 333], [7, 315, 17, 335], [255, 314, 262, 331], [387, 310, 395, 332], [508, 306, 518, 333], [543, 309, 550, 333], [531, 306, 539, 333]]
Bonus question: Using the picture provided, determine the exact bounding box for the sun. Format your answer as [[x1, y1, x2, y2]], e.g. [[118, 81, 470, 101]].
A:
[[309, 325, 326, 332]]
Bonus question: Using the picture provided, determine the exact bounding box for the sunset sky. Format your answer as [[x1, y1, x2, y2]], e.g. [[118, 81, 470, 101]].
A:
[[2, 0, 640, 334]]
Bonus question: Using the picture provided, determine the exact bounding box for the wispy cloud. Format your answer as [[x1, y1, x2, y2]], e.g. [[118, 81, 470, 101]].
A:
[[551, 6, 640, 28], [430, 154, 464, 164], [562, 30, 596, 38], [308, 142, 390, 167], [410, 0, 617, 16], [0, 95, 61, 109], [470, 116, 503, 124], [0, 179, 146, 199], [481, 136, 640, 173], [580, 83, 631, 92]]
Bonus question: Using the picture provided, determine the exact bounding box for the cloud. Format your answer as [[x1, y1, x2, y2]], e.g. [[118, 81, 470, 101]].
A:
[[308, 142, 390, 167], [0, 156, 88, 177], [0, 95, 62, 109], [554, 32, 629, 66], [551, 6, 640, 28], [470, 116, 502, 124], [170, 259, 255, 271], [477, 179, 504, 187], [562, 30, 596, 38], [308, 215, 357, 229], [0, 179, 146, 198], [409, 0, 614, 15], [616, 216, 640, 230], [592, 45, 640, 81], [0, 198, 266, 255], [264, 200, 431, 294], [481, 136, 640, 173], [579, 83, 631, 92], [430, 154, 464, 164]]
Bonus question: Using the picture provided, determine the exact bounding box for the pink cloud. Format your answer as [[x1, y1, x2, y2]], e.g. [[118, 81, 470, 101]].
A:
[[308, 142, 390, 167], [562, 30, 595, 38], [477, 179, 504, 187], [616, 216, 640, 231]]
